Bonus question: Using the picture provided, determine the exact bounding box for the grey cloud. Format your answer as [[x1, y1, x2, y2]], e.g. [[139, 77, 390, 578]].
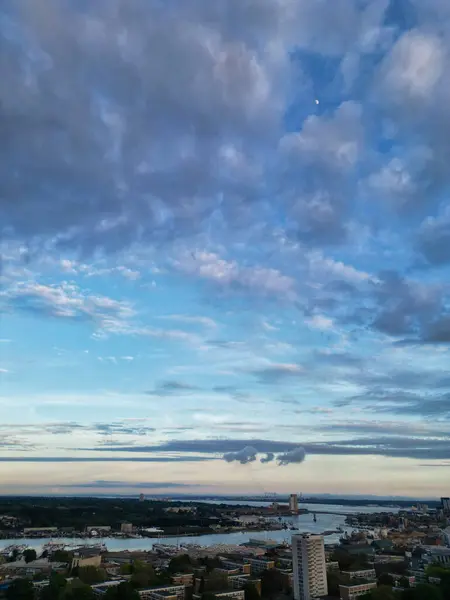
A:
[[260, 452, 275, 463], [84, 435, 450, 461], [318, 420, 450, 438], [212, 385, 240, 393], [96, 439, 301, 454], [0, 0, 392, 257], [311, 350, 364, 368], [345, 387, 450, 418], [277, 446, 306, 465], [0, 456, 215, 462], [0, 0, 278, 253], [57, 480, 205, 489], [417, 211, 450, 266], [250, 363, 304, 383], [370, 271, 445, 339], [223, 446, 258, 464], [280, 101, 364, 246], [146, 380, 199, 397], [93, 422, 155, 436]]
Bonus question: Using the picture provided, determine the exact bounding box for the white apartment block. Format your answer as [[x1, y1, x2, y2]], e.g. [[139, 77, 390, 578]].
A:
[[292, 534, 328, 600], [341, 569, 376, 580], [138, 585, 185, 600], [339, 582, 377, 600]]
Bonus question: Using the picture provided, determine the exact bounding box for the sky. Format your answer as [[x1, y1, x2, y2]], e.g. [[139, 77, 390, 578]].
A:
[[1, 0, 450, 499]]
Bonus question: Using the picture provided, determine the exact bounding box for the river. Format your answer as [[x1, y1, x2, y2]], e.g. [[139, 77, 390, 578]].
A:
[[0, 503, 400, 552]]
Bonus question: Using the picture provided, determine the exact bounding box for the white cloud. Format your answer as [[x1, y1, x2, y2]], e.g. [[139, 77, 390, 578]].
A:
[[173, 251, 297, 299], [159, 314, 217, 329], [282, 101, 363, 171], [306, 251, 371, 283], [261, 319, 279, 331], [306, 315, 334, 330], [380, 30, 445, 102]]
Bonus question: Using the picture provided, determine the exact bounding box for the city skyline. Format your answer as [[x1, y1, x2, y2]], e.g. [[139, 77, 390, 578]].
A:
[[2, 0, 450, 497]]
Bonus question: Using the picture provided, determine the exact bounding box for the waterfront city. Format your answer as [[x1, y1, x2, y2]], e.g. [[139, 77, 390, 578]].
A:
[[1, 495, 450, 600]]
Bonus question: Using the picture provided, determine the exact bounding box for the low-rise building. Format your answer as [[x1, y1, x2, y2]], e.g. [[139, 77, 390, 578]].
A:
[[243, 557, 275, 575], [374, 554, 405, 563], [339, 582, 377, 600], [326, 561, 340, 572], [390, 573, 415, 587], [341, 569, 376, 580], [228, 574, 251, 589], [218, 559, 251, 575], [423, 547, 450, 565], [0, 558, 66, 578], [71, 548, 102, 570], [171, 573, 194, 586], [138, 585, 185, 600], [92, 580, 127, 596], [23, 527, 59, 535], [86, 526, 111, 535], [343, 544, 375, 557], [214, 591, 245, 600], [121, 523, 133, 534], [277, 557, 293, 569]]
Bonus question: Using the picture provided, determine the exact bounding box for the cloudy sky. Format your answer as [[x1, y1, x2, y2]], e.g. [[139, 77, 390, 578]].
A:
[[1, 0, 450, 498]]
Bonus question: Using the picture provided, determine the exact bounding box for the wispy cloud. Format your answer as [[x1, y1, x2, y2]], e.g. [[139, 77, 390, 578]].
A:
[[173, 251, 297, 300]]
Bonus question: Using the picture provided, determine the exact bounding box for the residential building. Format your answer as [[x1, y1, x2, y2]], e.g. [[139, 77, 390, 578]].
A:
[[423, 547, 450, 565], [0, 559, 66, 578], [243, 557, 275, 575], [138, 585, 185, 600], [289, 494, 299, 513], [228, 574, 252, 589], [277, 557, 293, 569], [121, 522, 133, 534], [219, 558, 251, 574], [92, 581, 127, 597], [326, 561, 340, 572], [214, 591, 245, 600], [341, 569, 376, 581], [339, 582, 377, 600], [171, 573, 194, 586], [292, 534, 328, 600], [390, 574, 415, 587]]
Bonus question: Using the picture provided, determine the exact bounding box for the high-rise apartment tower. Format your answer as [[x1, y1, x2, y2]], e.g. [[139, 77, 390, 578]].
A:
[[292, 534, 328, 600]]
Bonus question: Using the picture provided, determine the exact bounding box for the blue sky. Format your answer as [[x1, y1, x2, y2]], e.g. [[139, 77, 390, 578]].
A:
[[1, 0, 450, 498]]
